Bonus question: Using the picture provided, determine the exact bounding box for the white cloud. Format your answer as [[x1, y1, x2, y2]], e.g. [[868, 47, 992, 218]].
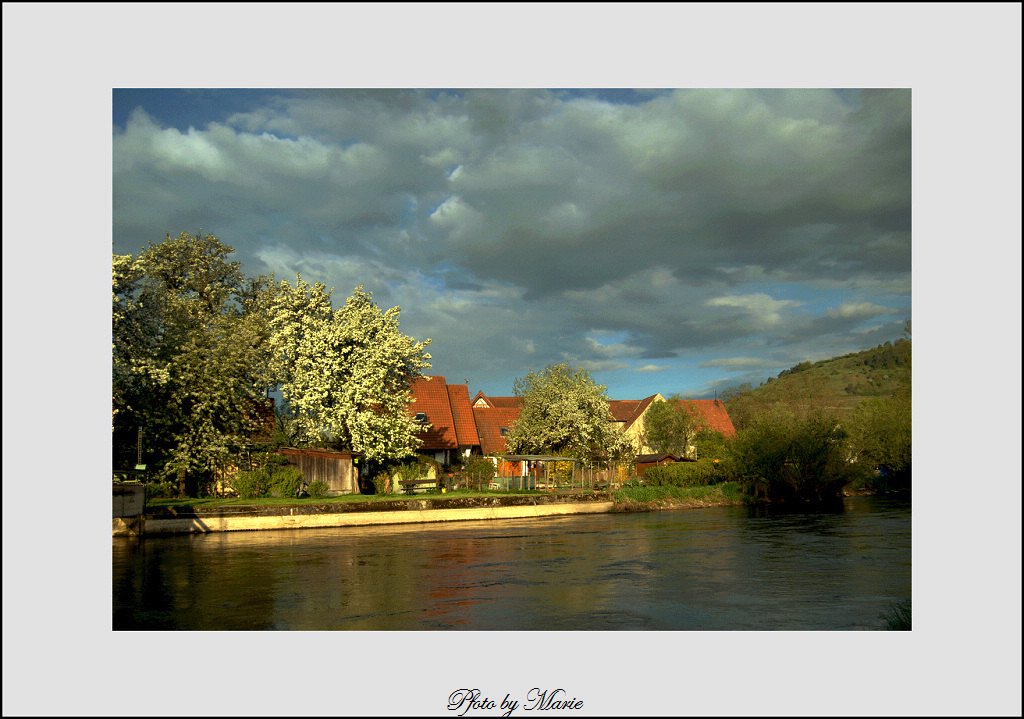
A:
[[825, 301, 896, 319], [635, 364, 671, 372], [705, 293, 804, 327]]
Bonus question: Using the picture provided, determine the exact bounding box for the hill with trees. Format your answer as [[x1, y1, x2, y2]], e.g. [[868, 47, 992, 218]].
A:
[[718, 330, 911, 495], [720, 333, 911, 431]]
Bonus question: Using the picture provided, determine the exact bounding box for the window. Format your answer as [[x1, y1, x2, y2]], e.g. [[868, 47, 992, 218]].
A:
[[415, 412, 427, 422], [499, 427, 508, 436]]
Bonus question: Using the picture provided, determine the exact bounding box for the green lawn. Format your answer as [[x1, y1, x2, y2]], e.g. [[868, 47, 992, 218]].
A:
[[613, 481, 749, 506], [146, 488, 549, 511]]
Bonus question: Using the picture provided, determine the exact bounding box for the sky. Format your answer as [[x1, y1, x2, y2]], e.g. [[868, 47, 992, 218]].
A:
[[112, 87, 912, 400]]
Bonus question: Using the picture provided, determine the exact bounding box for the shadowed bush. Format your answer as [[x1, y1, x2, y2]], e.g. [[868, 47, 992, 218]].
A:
[[727, 407, 861, 502], [642, 459, 723, 487]]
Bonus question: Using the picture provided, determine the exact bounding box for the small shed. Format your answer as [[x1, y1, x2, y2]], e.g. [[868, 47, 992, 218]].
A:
[[279, 447, 361, 495], [634, 453, 683, 478]]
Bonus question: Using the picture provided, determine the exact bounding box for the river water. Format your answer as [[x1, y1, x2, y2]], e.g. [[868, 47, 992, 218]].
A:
[[112, 495, 910, 630]]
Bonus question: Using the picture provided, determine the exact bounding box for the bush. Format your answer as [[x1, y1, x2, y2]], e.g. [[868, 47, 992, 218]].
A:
[[464, 457, 496, 490], [273, 466, 305, 498], [643, 460, 721, 487], [728, 408, 858, 502], [882, 598, 912, 630], [232, 461, 305, 499], [307, 480, 329, 499], [232, 468, 274, 498], [145, 481, 177, 500], [372, 473, 392, 495]]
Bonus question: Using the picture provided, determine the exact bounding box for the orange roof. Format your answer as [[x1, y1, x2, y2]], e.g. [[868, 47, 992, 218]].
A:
[[408, 376, 483, 451], [473, 391, 523, 410], [669, 398, 737, 438], [447, 383, 480, 447], [607, 395, 659, 430], [408, 376, 458, 450], [472, 403, 522, 454]]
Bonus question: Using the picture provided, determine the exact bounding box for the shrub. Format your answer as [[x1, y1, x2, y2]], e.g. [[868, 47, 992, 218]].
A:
[[372, 473, 392, 495], [274, 466, 305, 498], [882, 599, 912, 630], [232, 468, 274, 499], [231, 461, 305, 499], [146, 481, 177, 500], [643, 460, 720, 487], [307, 480, 329, 499], [464, 457, 496, 490], [727, 408, 858, 501]]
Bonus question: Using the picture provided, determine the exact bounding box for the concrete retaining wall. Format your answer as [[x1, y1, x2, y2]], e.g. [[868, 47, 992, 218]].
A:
[[112, 493, 615, 536]]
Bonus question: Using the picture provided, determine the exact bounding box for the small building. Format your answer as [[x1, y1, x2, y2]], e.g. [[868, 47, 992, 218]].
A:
[[634, 452, 684, 477], [279, 447, 361, 495]]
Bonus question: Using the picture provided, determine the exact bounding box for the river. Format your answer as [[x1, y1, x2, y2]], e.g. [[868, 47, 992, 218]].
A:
[[112, 494, 910, 630]]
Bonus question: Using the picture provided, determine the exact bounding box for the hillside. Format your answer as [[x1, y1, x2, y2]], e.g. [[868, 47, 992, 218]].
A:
[[721, 338, 911, 430]]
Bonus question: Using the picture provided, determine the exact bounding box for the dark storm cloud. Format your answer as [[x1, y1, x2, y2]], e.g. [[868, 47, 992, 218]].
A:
[[113, 88, 912, 396]]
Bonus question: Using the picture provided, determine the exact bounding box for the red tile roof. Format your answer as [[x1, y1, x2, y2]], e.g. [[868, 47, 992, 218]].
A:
[[447, 383, 480, 447], [408, 376, 458, 450], [472, 404, 522, 454], [408, 376, 483, 451], [607, 395, 659, 430], [473, 391, 523, 410], [670, 398, 737, 438]]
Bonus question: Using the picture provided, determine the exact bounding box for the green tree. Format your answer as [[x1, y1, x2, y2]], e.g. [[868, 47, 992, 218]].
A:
[[112, 231, 279, 495], [504, 363, 632, 464], [271, 278, 432, 462], [847, 394, 911, 483], [728, 406, 857, 502], [640, 395, 703, 457]]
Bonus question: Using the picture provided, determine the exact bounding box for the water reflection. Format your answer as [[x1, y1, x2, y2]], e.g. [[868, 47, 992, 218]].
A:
[[113, 496, 910, 630]]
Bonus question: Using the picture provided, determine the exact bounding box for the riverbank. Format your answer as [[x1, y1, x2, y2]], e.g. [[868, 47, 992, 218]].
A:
[[113, 491, 615, 536]]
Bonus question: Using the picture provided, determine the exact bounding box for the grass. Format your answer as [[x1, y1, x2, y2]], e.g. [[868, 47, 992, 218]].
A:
[[148, 482, 750, 514], [881, 598, 912, 630], [613, 481, 748, 508], [147, 488, 546, 511]]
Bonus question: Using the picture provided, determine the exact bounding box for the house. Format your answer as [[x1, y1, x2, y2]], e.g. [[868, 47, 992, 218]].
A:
[[673, 398, 737, 439], [471, 391, 525, 476], [607, 394, 665, 454], [407, 376, 480, 465], [243, 396, 277, 444], [610, 396, 737, 459]]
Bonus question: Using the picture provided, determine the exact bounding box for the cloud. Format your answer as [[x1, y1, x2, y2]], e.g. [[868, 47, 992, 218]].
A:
[[825, 301, 898, 319], [705, 293, 804, 328], [113, 88, 912, 397], [699, 357, 781, 369]]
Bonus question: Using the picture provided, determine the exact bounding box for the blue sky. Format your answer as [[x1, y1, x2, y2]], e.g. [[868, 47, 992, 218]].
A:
[[112, 87, 912, 400]]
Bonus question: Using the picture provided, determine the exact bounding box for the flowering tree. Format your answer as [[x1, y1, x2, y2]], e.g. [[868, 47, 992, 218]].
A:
[[505, 363, 634, 464], [271, 278, 432, 462]]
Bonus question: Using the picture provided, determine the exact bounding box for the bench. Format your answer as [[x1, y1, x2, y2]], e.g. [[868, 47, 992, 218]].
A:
[[398, 477, 440, 493]]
